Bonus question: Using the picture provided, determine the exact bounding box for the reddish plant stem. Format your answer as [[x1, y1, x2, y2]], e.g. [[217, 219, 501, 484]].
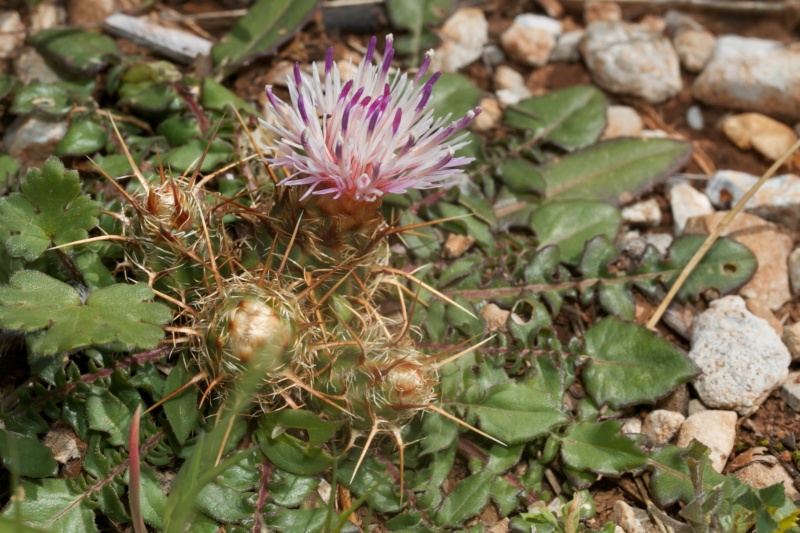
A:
[[173, 83, 210, 133], [456, 437, 538, 506], [252, 459, 272, 533]]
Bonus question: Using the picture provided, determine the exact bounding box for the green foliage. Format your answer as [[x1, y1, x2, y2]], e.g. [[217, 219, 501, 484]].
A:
[[211, 0, 320, 75], [29, 29, 119, 76], [386, 0, 455, 61], [426, 73, 483, 121], [531, 200, 621, 263], [0, 158, 100, 261]]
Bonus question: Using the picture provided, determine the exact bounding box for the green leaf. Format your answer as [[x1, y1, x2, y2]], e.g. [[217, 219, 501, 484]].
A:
[[0, 154, 19, 182], [560, 421, 647, 475], [211, 0, 319, 74], [666, 235, 758, 299], [269, 470, 320, 507], [427, 73, 482, 121], [386, 0, 455, 61], [258, 429, 335, 476], [341, 455, 401, 513], [436, 471, 493, 526], [266, 508, 329, 532], [12, 82, 73, 117], [56, 120, 108, 156], [531, 200, 621, 264], [418, 412, 458, 456], [164, 359, 199, 445], [201, 78, 258, 114], [264, 410, 342, 447], [2, 478, 98, 532], [583, 317, 698, 408], [157, 139, 234, 173], [29, 29, 119, 75], [456, 378, 568, 445], [0, 429, 58, 478], [195, 482, 254, 522], [504, 85, 606, 150], [0, 158, 100, 261], [0, 271, 171, 358], [648, 442, 726, 506], [86, 387, 134, 447], [508, 138, 692, 204]]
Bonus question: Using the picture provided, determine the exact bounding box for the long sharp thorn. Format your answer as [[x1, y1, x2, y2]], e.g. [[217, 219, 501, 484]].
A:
[[107, 112, 150, 192], [189, 114, 226, 189], [426, 404, 506, 447], [433, 336, 496, 369], [144, 372, 207, 414], [277, 212, 304, 275], [280, 370, 354, 417], [48, 234, 133, 251], [90, 156, 142, 213], [391, 427, 406, 504], [351, 420, 379, 483], [383, 266, 477, 319]]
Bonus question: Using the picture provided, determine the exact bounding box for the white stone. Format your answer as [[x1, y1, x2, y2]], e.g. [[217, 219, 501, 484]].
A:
[[430, 8, 489, 72], [14, 47, 62, 85], [686, 105, 704, 130], [30, 1, 66, 32], [782, 322, 800, 362], [669, 182, 714, 234], [666, 11, 715, 73], [494, 65, 526, 90], [734, 462, 800, 500], [482, 44, 506, 66], [501, 14, 563, 67], [581, 21, 682, 104], [677, 410, 737, 473], [612, 501, 658, 533], [693, 36, 800, 119], [687, 399, 707, 415], [643, 233, 673, 256], [585, 1, 622, 24], [643, 410, 685, 447], [705, 171, 800, 230], [782, 371, 800, 412], [621, 198, 661, 226], [482, 303, 509, 333], [789, 248, 800, 294], [550, 30, 584, 62], [0, 11, 25, 59], [3, 116, 69, 167], [471, 97, 502, 132], [602, 105, 644, 140], [621, 417, 643, 434], [688, 296, 791, 415]]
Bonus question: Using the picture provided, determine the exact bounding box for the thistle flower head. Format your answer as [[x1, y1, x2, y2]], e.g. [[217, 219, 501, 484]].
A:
[[262, 35, 481, 202]]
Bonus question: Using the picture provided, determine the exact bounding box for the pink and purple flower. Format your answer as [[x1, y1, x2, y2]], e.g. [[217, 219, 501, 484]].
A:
[[262, 35, 481, 203]]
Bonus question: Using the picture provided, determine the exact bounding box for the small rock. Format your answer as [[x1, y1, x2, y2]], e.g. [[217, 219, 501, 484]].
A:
[[655, 383, 690, 416], [744, 298, 782, 336], [443, 233, 476, 259], [621, 198, 661, 226], [789, 248, 800, 294], [3, 116, 69, 168], [686, 105, 704, 130], [621, 417, 643, 434], [685, 212, 792, 310], [688, 399, 707, 415], [722, 113, 798, 162], [482, 44, 506, 66], [640, 15, 667, 33], [693, 36, 800, 119], [430, 8, 489, 72], [501, 14, 563, 68], [30, 1, 67, 32], [666, 11, 714, 73], [782, 372, 800, 412], [643, 409, 685, 447], [493, 66, 531, 106], [705, 170, 800, 230], [602, 105, 644, 140], [619, 230, 647, 259], [612, 501, 658, 533], [471, 97, 502, 132], [643, 232, 673, 256], [688, 296, 791, 414], [677, 410, 738, 472], [42, 426, 83, 464], [482, 303, 509, 333], [669, 182, 714, 234], [734, 461, 800, 500], [550, 30, 584, 62], [584, 1, 622, 24], [783, 322, 800, 362], [14, 47, 63, 85], [0, 11, 25, 59], [581, 21, 682, 104]]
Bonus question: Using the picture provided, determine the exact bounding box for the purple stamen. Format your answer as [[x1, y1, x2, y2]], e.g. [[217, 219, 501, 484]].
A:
[[360, 96, 371, 107], [392, 109, 402, 134], [342, 102, 351, 134], [416, 71, 441, 111], [367, 110, 380, 133], [365, 36, 377, 64], [414, 51, 434, 84], [339, 79, 353, 101], [381, 46, 394, 75], [324, 47, 334, 78], [293, 63, 302, 87], [297, 93, 309, 124], [350, 87, 365, 106], [334, 136, 343, 162], [265, 86, 285, 118]]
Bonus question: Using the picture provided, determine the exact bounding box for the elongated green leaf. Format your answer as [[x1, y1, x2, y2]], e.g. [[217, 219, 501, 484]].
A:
[[265, 409, 342, 447], [0, 430, 58, 478], [583, 318, 698, 408], [0, 158, 100, 261], [86, 387, 134, 447], [258, 431, 334, 476], [504, 138, 691, 204], [666, 235, 758, 299], [1, 479, 98, 532], [436, 471, 493, 526], [164, 359, 199, 445], [560, 421, 647, 474], [196, 482, 255, 522], [56, 120, 108, 157], [648, 442, 726, 507], [455, 378, 568, 444], [531, 200, 621, 263], [29, 29, 119, 75], [387, 0, 455, 61], [212, 0, 319, 74], [504, 85, 606, 149], [0, 271, 171, 358]]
